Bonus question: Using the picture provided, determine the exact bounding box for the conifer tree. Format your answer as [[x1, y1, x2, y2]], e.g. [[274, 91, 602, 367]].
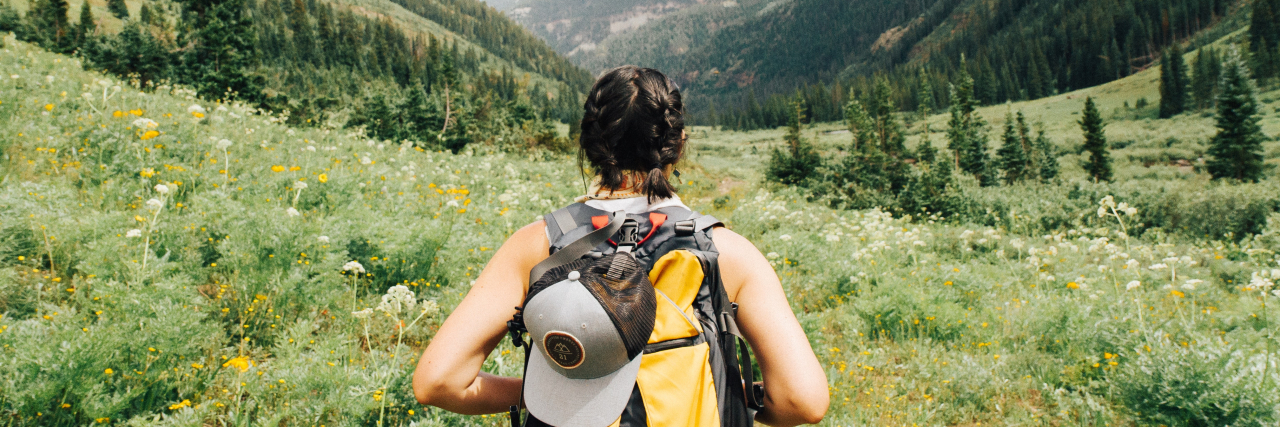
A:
[[1206, 49, 1267, 182], [399, 85, 443, 144], [997, 110, 1031, 184], [766, 100, 822, 186], [1079, 96, 1112, 182], [139, 3, 153, 25], [76, 1, 94, 46], [1250, 0, 1279, 56], [182, 0, 263, 102], [1159, 44, 1190, 118], [872, 78, 907, 156], [1015, 111, 1035, 172], [917, 67, 933, 118], [1035, 127, 1058, 182], [844, 97, 875, 151], [28, 0, 74, 53], [108, 0, 129, 19], [946, 57, 994, 186], [1191, 47, 1221, 109]]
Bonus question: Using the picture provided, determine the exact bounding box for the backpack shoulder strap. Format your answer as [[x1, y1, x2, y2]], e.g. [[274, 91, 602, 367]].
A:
[[528, 210, 624, 288], [674, 213, 723, 236]]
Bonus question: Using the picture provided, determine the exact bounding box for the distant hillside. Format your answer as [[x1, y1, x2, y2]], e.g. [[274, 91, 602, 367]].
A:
[[506, 0, 705, 63], [507, 0, 1251, 127], [5, 0, 593, 151]]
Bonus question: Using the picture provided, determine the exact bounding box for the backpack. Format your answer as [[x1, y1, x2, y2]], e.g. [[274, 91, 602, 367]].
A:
[[507, 203, 764, 427]]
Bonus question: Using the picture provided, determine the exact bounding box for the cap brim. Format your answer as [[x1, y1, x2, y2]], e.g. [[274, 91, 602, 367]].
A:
[[524, 347, 643, 427]]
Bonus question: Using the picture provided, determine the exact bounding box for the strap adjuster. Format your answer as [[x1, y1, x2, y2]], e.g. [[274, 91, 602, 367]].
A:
[[674, 220, 695, 236]]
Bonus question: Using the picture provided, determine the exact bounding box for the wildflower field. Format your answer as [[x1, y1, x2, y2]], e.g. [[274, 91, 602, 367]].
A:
[[3, 37, 1280, 427]]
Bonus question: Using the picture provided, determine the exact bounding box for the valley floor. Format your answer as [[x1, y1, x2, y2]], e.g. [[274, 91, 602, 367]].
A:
[[2, 38, 1279, 426]]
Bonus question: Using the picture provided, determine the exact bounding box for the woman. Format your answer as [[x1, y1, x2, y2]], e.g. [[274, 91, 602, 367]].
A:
[[412, 66, 828, 426]]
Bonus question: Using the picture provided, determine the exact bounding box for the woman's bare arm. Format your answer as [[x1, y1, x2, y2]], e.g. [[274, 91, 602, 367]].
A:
[[714, 228, 829, 426], [412, 221, 548, 414]]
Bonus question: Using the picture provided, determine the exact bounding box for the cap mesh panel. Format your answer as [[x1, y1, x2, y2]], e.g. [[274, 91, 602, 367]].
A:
[[582, 253, 656, 359]]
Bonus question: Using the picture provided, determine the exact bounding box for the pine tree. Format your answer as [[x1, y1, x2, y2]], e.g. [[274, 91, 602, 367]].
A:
[[1250, 0, 1279, 56], [399, 85, 443, 145], [844, 97, 875, 151], [1015, 111, 1035, 173], [947, 57, 995, 186], [27, 0, 74, 53], [872, 78, 907, 156], [1079, 96, 1112, 182], [108, 0, 129, 19], [766, 100, 822, 186], [1206, 49, 1267, 182], [1159, 44, 1190, 118], [997, 110, 1031, 184], [182, 0, 263, 102], [1190, 47, 1221, 109], [139, 3, 153, 25], [289, 0, 316, 63], [76, 1, 94, 46], [1035, 127, 1058, 182], [1253, 38, 1279, 85], [916, 67, 933, 118]]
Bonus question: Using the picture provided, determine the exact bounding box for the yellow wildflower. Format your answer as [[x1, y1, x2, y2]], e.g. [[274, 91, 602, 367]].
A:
[[44, 104, 54, 111], [318, 173, 328, 183], [140, 168, 155, 178], [140, 130, 160, 140], [271, 165, 285, 172], [104, 368, 114, 375], [112, 110, 124, 118], [223, 356, 252, 372]]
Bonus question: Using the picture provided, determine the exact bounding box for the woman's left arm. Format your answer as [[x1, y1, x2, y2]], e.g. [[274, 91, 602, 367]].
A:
[[412, 221, 549, 414]]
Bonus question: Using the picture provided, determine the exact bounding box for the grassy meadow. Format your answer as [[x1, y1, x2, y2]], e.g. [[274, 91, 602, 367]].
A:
[[3, 34, 1280, 427]]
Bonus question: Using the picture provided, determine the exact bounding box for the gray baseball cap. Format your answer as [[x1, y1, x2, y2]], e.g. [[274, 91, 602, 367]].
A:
[[522, 254, 656, 426]]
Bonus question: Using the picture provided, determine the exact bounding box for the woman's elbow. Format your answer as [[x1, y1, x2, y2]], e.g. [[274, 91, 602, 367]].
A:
[[412, 368, 447, 406], [794, 392, 828, 425]]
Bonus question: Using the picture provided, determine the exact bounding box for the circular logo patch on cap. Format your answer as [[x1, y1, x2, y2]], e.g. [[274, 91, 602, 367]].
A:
[[543, 332, 585, 369]]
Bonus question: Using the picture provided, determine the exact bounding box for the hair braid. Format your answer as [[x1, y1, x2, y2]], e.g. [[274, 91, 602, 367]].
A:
[[578, 66, 687, 202]]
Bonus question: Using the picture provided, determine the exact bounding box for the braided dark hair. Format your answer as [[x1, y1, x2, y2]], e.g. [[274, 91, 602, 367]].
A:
[[579, 66, 686, 202]]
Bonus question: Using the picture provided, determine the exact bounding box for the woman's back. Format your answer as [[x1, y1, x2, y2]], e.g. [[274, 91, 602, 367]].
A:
[[411, 65, 828, 426]]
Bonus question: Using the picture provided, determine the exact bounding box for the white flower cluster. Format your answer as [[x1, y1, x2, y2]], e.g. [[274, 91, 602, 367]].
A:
[[145, 198, 163, 210], [215, 139, 233, 150], [1097, 195, 1138, 217], [377, 285, 417, 315], [132, 118, 159, 129], [343, 261, 366, 274], [1251, 270, 1279, 297]]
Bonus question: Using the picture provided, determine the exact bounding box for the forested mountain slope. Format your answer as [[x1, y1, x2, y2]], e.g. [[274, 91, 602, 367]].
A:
[[509, 0, 1252, 127], [4, 0, 592, 151]]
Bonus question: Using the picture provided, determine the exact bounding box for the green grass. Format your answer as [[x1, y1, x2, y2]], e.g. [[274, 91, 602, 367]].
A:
[[2, 37, 1280, 427]]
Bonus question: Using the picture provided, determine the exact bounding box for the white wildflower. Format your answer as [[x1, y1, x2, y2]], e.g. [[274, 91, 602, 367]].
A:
[[286, 207, 300, 217], [132, 118, 159, 129], [766, 252, 780, 260], [1125, 207, 1137, 216], [377, 285, 416, 315], [215, 139, 232, 150], [825, 234, 839, 242], [1125, 259, 1140, 269], [1099, 195, 1115, 208], [343, 261, 366, 274], [1148, 263, 1168, 271], [293, 181, 308, 190], [126, 229, 143, 238], [154, 183, 171, 194], [360, 156, 373, 165], [1126, 280, 1141, 291], [145, 198, 163, 210], [45, 75, 54, 83], [1182, 279, 1203, 290], [779, 234, 792, 241], [317, 235, 330, 243], [188, 104, 206, 114], [420, 300, 439, 316], [352, 308, 373, 319]]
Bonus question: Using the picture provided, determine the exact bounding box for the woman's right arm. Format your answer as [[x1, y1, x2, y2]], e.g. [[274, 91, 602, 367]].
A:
[[412, 221, 548, 414], [714, 228, 829, 426]]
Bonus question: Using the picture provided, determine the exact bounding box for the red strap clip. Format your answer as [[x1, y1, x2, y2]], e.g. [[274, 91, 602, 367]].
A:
[[592, 213, 667, 246]]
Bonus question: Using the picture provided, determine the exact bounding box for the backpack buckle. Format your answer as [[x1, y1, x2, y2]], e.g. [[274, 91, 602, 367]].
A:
[[617, 219, 640, 253]]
